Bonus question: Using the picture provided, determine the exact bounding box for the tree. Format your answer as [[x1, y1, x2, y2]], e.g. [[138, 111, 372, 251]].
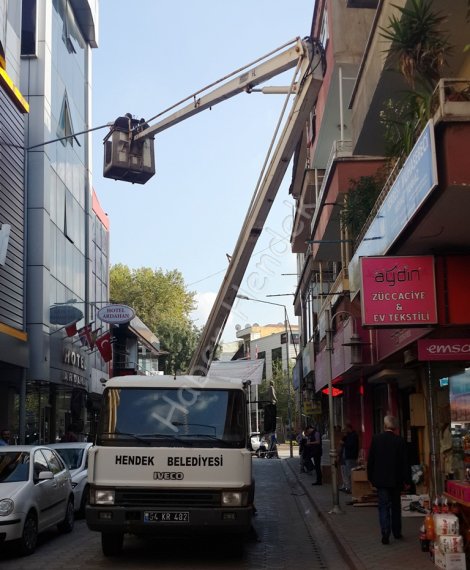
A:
[[109, 264, 200, 373]]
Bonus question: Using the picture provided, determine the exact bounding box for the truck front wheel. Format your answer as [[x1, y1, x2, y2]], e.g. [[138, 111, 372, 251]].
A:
[[101, 532, 124, 557]]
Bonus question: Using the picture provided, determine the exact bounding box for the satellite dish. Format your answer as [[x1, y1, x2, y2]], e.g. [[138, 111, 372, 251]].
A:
[[245, 324, 250, 329], [253, 322, 259, 327], [235, 324, 241, 331]]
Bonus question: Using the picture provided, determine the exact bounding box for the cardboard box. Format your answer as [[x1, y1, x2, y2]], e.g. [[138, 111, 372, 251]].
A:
[[446, 480, 470, 503], [434, 552, 466, 570], [351, 469, 372, 499], [401, 494, 430, 517]]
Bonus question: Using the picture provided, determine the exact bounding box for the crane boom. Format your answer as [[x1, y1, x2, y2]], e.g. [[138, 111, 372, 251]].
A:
[[133, 38, 309, 141], [103, 37, 324, 375], [188, 40, 324, 375]]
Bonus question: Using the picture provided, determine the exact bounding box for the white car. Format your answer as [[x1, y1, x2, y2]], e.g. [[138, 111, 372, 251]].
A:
[[0, 445, 74, 556], [49, 442, 92, 515]]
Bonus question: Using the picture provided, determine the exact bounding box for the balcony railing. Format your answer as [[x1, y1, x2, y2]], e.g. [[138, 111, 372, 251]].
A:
[[432, 78, 470, 123], [310, 140, 353, 235]]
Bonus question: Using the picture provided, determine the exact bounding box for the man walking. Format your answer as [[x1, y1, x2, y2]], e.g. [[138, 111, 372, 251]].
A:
[[305, 424, 322, 486], [340, 422, 359, 493], [367, 415, 411, 545]]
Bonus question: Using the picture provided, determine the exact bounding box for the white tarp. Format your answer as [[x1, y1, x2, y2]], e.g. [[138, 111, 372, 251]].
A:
[[208, 359, 264, 385]]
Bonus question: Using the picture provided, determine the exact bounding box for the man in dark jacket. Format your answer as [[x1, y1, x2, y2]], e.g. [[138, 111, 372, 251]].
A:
[[367, 415, 411, 545]]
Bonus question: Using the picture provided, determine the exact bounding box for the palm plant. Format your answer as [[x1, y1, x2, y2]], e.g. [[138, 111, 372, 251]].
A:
[[380, 0, 452, 90], [379, 0, 453, 158]]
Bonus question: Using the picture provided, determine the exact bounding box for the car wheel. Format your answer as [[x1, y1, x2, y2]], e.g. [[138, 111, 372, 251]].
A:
[[58, 497, 75, 533], [18, 511, 38, 556], [101, 532, 124, 557], [79, 484, 89, 518]]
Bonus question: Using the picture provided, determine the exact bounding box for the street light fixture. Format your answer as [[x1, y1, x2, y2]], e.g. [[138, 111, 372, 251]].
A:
[[325, 306, 366, 515], [236, 294, 294, 458]]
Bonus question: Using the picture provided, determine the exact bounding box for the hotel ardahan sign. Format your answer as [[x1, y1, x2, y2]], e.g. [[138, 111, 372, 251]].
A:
[[360, 255, 437, 327], [97, 304, 135, 324]]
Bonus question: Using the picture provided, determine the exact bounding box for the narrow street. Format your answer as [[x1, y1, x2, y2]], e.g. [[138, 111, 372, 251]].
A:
[[0, 457, 348, 569]]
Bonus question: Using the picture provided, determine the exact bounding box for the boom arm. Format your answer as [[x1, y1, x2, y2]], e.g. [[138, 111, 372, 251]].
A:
[[134, 38, 312, 141], [188, 39, 324, 375], [104, 37, 324, 375]]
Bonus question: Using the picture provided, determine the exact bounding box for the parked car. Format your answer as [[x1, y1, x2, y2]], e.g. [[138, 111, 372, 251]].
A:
[[250, 432, 268, 457], [0, 445, 74, 556], [49, 442, 92, 515]]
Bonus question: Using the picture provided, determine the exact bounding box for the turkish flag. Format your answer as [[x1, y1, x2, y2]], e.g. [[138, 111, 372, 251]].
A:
[[96, 332, 112, 362], [65, 322, 78, 337]]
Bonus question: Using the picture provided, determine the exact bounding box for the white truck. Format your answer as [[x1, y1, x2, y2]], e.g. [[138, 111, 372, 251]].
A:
[[86, 375, 276, 555], [87, 36, 324, 556]]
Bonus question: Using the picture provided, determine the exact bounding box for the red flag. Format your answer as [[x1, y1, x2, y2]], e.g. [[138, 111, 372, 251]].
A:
[[96, 332, 112, 362], [78, 324, 93, 347], [65, 322, 78, 337]]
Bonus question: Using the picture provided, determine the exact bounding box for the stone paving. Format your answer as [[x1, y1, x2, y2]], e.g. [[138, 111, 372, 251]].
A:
[[281, 446, 438, 570]]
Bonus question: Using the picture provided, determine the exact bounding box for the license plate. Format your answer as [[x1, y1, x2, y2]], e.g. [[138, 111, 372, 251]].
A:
[[144, 511, 190, 523]]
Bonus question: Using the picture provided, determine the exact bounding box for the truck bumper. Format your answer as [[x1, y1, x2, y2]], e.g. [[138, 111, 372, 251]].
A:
[[86, 505, 253, 536]]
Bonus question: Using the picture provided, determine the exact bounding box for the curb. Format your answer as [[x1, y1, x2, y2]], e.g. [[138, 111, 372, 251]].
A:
[[285, 458, 367, 570]]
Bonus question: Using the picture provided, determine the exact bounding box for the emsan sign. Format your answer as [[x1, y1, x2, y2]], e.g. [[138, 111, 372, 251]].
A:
[[418, 339, 470, 361], [360, 256, 437, 327]]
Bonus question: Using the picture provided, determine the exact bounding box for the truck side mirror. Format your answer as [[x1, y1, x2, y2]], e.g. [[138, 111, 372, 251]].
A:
[[263, 403, 277, 433]]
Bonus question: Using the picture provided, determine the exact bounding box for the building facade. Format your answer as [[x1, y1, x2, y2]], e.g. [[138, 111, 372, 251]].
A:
[[291, 0, 470, 498], [0, 0, 30, 442], [21, 0, 100, 443]]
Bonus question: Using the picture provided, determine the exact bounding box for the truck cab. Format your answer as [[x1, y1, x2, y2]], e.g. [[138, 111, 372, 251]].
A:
[[86, 375, 256, 556]]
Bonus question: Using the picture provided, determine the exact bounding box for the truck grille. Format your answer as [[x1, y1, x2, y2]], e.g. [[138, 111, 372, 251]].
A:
[[115, 489, 221, 508]]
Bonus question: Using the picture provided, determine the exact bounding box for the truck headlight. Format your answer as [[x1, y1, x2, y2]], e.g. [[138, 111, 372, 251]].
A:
[[91, 489, 115, 505], [0, 498, 14, 516], [221, 491, 247, 507]]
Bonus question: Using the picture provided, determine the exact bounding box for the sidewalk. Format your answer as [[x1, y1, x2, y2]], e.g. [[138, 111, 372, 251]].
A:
[[280, 448, 436, 570]]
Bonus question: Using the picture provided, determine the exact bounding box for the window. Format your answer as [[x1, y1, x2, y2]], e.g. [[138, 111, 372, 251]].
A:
[[57, 92, 76, 147], [42, 449, 63, 475], [21, 0, 37, 56], [33, 450, 49, 480]]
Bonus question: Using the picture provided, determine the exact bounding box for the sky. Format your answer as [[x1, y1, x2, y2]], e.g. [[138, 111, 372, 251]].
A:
[[91, 1, 315, 341]]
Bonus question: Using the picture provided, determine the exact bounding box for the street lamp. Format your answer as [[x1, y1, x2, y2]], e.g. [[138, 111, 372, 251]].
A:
[[325, 305, 365, 515], [236, 294, 294, 458]]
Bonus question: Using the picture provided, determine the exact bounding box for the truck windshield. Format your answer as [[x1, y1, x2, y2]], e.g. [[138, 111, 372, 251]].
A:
[[97, 387, 246, 448]]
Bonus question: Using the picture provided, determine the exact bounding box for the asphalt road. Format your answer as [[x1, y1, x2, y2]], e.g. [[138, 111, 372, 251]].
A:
[[0, 456, 348, 569]]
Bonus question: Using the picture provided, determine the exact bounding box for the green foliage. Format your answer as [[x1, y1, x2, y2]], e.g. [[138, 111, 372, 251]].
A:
[[259, 360, 294, 429], [379, 0, 453, 158], [341, 175, 384, 240], [156, 319, 201, 376], [109, 264, 200, 374], [380, 0, 451, 90]]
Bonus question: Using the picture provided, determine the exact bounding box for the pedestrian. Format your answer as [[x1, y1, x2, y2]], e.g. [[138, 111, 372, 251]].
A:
[[367, 415, 411, 545], [340, 422, 359, 493], [297, 428, 308, 473], [61, 423, 79, 442], [0, 429, 11, 445], [304, 424, 322, 486], [267, 380, 277, 404]]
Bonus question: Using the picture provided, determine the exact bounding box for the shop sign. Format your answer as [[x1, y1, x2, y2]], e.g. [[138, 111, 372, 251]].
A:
[[97, 304, 135, 324], [302, 342, 314, 376], [49, 304, 83, 325], [418, 338, 470, 361], [63, 349, 86, 387], [360, 256, 437, 327], [348, 121, 437, 296]]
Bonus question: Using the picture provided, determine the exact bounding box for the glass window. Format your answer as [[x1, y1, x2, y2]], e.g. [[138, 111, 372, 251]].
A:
[[54, 447, 84, 470], [33, 450, 49, 479], [0, 451, 30, 482], [42, 448, 63, 475], [21, 0, 37, 56], [98, 388, 247, 448]]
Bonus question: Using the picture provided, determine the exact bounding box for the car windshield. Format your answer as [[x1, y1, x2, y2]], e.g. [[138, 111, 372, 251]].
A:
[[0, 452, 30, 482], [54, 448, 85, 470], [97, 387, 247, 448]]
